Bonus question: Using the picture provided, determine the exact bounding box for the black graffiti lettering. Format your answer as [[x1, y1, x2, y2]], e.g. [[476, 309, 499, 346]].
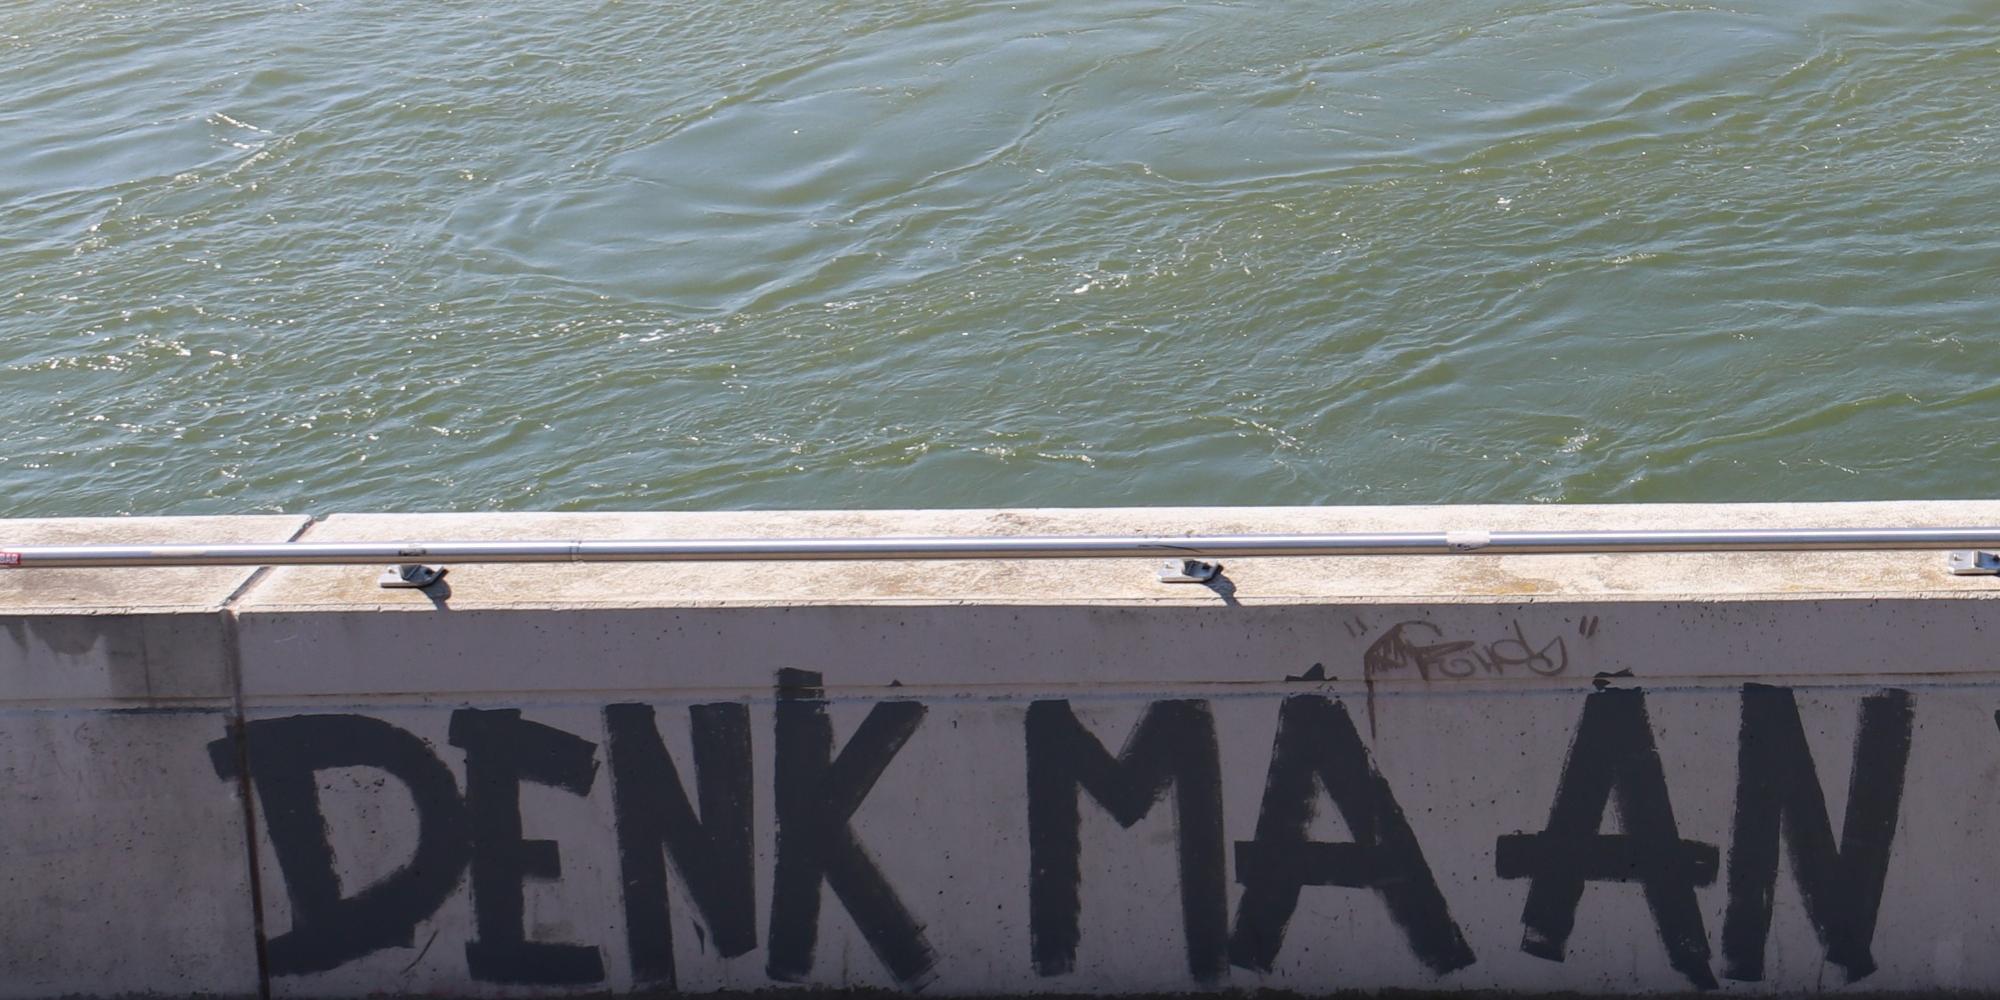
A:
[[1230, 695, 1474, 974], [604, 702, 757, 987], [1721, 684, 1914, 983], [208, 715, 469, 976], [1495, 688, 1720, 990], [448, 709, 605, 985], [767, 669, 935, 987], [1026, 699, 1228, 982]]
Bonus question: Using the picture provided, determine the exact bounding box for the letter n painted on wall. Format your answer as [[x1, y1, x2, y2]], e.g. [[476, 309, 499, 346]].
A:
[[1721, 684, 1914, 983]]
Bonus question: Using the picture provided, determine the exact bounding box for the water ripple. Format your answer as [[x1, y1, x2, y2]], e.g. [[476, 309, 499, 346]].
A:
[[3, 0, 1998, 514]]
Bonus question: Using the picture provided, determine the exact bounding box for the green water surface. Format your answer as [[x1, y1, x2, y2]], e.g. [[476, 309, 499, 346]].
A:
[[3, 0, 1997, 515]]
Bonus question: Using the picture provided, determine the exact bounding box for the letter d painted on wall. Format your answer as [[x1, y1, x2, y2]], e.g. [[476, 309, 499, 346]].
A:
[[210, 715, 471, 977]]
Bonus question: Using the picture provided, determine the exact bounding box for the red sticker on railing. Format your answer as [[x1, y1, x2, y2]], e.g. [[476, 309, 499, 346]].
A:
[[0, 552, 20, 567]]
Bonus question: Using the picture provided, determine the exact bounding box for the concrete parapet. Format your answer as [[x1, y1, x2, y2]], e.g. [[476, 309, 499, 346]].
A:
[[0, 515, 308, 998], [4, 503, 2000, 996]]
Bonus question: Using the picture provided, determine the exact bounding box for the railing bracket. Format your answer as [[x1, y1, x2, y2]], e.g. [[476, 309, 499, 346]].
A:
[[1157, 558, 1220, 584], [1947, 551, 2000, 576], [379, 564, 446, 589]]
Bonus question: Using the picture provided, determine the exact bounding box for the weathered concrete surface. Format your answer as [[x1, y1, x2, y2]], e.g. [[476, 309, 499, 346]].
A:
[[2, 514, 309, 703], [0, 514, 306, 998], [250, 501, 2000, 607], [10, 504, 2000, 997], [1, 514, 309, 612], [233, 503, 2000, 698]]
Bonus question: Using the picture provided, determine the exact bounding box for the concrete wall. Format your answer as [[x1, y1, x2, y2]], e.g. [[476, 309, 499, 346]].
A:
[[7, 502, 2000, 996]]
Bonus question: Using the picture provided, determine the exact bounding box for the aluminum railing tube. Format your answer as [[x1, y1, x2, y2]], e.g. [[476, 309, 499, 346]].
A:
[[8, 527, 2000, 569]]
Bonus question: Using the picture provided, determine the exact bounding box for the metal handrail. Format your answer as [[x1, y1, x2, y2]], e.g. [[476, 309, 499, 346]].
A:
[[6, 527, 2000, 569]]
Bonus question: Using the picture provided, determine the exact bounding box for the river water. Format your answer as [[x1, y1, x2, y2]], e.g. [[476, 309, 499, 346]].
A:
[[3, 0, 1996, 516]]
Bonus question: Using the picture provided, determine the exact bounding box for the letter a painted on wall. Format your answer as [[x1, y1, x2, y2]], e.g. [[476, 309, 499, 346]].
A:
[[1229, 694, 1474, 975], [1721, 684, 1914, 983], [767, 669, 936, 988], [1495, 687, 1720, 990], [1026, 699, 1228, 983], [209, 715, 470, 977]]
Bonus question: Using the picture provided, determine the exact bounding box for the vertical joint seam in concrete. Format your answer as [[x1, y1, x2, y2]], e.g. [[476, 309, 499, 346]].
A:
[[217, 516, 310, 1000]]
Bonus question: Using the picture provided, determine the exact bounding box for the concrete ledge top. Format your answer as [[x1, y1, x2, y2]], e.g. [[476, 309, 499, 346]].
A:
[[225, 501, 2000, 610], [0, 515, 311, 613]]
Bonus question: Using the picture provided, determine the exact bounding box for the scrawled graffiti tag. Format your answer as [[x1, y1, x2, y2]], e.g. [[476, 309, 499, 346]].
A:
[[1362, 619, 1570, 680]]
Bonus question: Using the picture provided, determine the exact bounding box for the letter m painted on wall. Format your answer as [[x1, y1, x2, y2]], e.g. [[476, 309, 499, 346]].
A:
[[1026, 699, 1228, 982]]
